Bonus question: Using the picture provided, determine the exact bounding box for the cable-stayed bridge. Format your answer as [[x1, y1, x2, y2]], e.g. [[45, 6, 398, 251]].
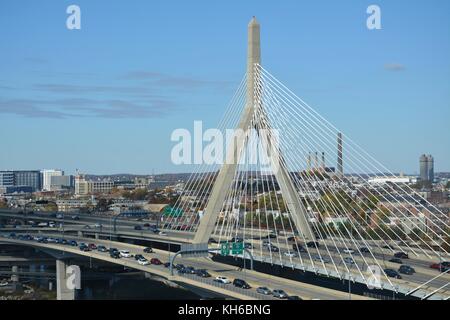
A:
[[160, 17, 450, 298], [0, 17, 448, 300]]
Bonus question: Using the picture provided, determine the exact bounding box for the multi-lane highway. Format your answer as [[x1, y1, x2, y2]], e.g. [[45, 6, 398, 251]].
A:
[[0, 232, 373, 300], [1, 209, 449, 299]]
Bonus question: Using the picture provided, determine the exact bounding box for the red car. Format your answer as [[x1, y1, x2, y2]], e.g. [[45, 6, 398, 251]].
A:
[[150, 258, 162, 265], [430, 262, 450, 271], [88, 243, 97, 250]]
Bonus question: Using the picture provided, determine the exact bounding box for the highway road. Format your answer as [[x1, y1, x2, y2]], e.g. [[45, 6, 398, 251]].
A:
[[0, 232, 373, 300], [1, 209, 448, 299]]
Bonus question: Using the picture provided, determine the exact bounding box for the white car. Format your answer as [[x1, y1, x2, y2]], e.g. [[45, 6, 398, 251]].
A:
[[119, 250, 132, 258], [158, 231, 167, 236], [215, 276, 231, 284], [94, 223, 102, 228], [342, 248, 355, 254], [284, 251, 297, 258], [138, 258, 150, 265]]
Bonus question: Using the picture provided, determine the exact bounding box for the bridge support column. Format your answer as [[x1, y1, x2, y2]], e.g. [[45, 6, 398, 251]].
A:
[[77, 231, 83, 238], [95, 233, 100, 240], [56, 260, 75, 300]]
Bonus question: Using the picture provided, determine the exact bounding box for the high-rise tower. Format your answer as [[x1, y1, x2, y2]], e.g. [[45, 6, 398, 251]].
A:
[[419, 154, 428, 181], [427, 155, 434, 182]]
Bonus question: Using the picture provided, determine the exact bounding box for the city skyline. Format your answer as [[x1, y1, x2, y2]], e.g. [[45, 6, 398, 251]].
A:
[[0, 1, 449, 174]]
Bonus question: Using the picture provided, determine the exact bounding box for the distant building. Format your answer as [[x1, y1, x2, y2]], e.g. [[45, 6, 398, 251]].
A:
[[368, 177, 411, 184], [49, 175, 74, 191], [419, 154, 434, 182], [75, 175, 89, 195], [75, 175, 114, 195], [41, 169, 64, 191], [0, 185, 33, 195], [13, 170, 41, 191], [0, 172, 14, 186], [0, 170, 41, 191], [56, 199, 94, 212], [90, 180, 114, 194], [427, 155, 434, 182]]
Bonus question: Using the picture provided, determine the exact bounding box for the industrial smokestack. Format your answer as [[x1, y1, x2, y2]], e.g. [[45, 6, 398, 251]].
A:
[[314, 151, 319, 169], [321, 152, 325, 169], [307, 152, 311, 170], [337, 133, 343, 176]]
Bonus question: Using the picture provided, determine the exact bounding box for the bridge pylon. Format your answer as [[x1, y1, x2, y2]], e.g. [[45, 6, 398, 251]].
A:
[[193, 17, 314, 244]]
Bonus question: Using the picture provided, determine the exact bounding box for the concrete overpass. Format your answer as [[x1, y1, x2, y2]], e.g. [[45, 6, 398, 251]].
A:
[[1, 208, 449, 300], [0, 233, 374, 300]]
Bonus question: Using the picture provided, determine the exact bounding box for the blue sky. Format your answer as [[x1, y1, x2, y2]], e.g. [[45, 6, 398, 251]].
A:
[[0, 0, 449, 175]]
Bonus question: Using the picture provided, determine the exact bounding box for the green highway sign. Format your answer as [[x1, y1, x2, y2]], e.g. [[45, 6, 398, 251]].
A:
[[220, 243, 230, 255], [231, 242, 244, 254]]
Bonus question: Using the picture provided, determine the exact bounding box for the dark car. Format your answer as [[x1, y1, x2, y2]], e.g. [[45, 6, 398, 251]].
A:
[[97, 245, 107, 252], [134, 225, 143, 231], [134, 254, 145, 260], [175, 264, 185, 271], [398, 265, 415, 275], [163, 262, 171, 268], [389, 258, 403, 264], [292, 244, 307, 253], [359, 247, 370, 253], [384, 269, 402, 279], [79, 244, 90, 252], [109, 247, 118, 253], [306, 241, 320, 248], [394, 252, 409, 259], [69, 240, 78, 246], [71, 215, 80, 220], [233, 279, 251, 289], [267, 245, 279, 252], [287, 295, 302, 300], [196, 269, 211, 278], [231, 237, 243, 243], [208, 238, 218, 244], [183, 266, 196, 274], [143, 247, 153, 253], [110, 251, 120, 259]]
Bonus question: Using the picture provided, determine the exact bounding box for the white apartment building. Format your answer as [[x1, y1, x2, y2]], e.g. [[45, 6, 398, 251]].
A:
[[41, 169, 64, 191]]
